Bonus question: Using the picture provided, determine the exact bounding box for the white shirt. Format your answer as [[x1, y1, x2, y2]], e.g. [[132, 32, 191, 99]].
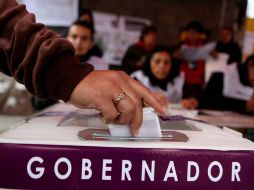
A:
[[131, 71, 185, 103], [87, 56, 109, 70], [223, 63, 254, 101]]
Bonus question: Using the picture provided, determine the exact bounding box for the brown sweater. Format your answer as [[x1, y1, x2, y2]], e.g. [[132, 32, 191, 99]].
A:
[[0, 0, 94, 102]]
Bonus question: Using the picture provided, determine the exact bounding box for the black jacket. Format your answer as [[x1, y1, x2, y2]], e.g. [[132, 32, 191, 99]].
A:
[[216, 41, 242, 64], [201, 72, 247, 112]]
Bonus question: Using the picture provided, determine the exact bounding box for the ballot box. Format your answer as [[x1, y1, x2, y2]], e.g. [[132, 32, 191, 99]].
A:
[[0, 103, 254, 190]]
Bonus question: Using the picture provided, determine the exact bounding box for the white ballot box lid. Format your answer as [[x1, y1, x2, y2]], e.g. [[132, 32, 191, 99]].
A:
[[0, 103, 254, 151]]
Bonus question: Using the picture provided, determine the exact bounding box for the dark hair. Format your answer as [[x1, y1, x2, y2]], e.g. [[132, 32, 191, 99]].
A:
[[221, 26, 234, 41], [239, 55, 254, 86], [186, 21, 203, 33], [69, 20, 95, 39], [142, 46, 180, 90], [140, 25, 157, 41], [79, 8, 95, 32]]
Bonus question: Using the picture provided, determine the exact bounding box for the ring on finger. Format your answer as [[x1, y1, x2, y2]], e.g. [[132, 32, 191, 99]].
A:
[[115, 92, 125, 105]]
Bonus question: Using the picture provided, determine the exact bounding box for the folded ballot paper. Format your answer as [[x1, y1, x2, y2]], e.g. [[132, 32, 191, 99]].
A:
[[54, 106, 193, 141], [108, 107, 162, 138]]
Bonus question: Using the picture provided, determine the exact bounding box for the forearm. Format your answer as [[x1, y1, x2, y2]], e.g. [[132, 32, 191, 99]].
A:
[[0, 0, 94, 101]]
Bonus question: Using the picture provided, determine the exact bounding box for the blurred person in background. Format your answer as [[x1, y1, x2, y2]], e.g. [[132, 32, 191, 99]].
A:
[[201, 55, 254, 114], [178, 21, 207, 103], [122, 25, 157, 74], [79, 8, 95, 31], [180, 21, 206, 47], [61, 8, 104, 57], [78, 8, 104, 57], [214, 26, 242, 64], [67, 20, 108, 70], [131, 46, 198, 109]]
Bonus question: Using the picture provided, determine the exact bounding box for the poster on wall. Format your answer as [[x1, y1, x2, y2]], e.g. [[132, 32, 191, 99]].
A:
[[93, 12, 151, 65], [17, 0, 78, 26]]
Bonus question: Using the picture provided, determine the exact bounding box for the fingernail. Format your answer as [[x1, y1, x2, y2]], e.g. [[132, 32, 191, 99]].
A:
[[133, 130, 139, 137], [162, 106, 168, 114]]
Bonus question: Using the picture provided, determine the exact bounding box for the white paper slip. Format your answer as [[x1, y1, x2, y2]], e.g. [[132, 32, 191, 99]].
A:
[[108, 107, 162, 138]]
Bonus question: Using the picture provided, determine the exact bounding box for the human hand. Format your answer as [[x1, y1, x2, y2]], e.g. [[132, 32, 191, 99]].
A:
[[69, 70, 166, 136], [181, 98, 198, 109], [152, 91, 169, 107]]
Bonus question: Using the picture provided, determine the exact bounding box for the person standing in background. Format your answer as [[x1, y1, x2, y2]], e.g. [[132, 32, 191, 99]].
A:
[[122, 25, 157, 74], [79, 8, 104, 57], [67, 20, 108, 70], [201, 55, 254, 114], [215, 27, 242, 64], [179, 21, 206, 103], [61, 8, 104, 57]]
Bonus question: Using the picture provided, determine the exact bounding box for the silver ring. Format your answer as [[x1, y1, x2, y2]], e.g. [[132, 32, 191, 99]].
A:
[[115, 92, 125, 104]]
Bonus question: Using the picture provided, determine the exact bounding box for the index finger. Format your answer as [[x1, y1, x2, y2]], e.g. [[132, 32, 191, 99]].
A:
[[128, 77, 167, 114]]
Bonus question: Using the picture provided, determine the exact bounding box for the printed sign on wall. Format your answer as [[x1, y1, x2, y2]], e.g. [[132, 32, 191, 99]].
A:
[[17, 0, 78, 26]]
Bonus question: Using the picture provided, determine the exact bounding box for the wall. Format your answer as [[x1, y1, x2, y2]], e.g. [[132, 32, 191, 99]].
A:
[[80, 0, 241, 46]]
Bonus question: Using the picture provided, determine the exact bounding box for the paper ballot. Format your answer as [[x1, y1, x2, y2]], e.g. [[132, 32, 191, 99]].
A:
[[205, 53, 228, 83], [180, 42, 216, 62], [223, 64, 254, 101], [108, 107, 162, 137]]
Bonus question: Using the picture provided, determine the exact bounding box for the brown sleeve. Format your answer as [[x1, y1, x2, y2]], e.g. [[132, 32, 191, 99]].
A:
[[0, 0, 94, 102]]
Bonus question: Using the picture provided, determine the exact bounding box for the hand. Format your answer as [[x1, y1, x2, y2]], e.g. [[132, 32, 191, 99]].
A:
[[69, 70, 166, 136], [181, 98, 198, 109], [152, 92, 169, 107]]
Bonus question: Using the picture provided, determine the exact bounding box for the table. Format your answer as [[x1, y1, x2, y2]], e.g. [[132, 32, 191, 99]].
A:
[[198, 110, 254, 128], [197, 110, 254, 141], [0, 104, 254, 190], [0, 115, 25, 133]]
